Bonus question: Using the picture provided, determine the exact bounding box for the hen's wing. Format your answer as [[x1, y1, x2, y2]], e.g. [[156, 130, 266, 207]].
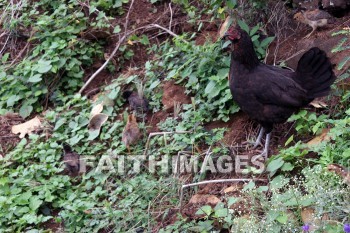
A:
[[251, 64, 308, 107]]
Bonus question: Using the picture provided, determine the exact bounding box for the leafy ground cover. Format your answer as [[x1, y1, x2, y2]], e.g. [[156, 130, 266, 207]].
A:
[[0, 0, 349, 232]]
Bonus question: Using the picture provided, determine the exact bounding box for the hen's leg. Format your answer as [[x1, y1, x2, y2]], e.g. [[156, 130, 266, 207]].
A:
[[256, 132, 271, 159], [253, 127, 265, 149]]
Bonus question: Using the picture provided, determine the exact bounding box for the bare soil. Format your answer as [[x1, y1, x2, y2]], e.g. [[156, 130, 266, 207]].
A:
[[0, 113, 24, 157]]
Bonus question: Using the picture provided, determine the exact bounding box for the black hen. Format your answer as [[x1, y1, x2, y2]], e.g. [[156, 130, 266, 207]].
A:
[[224, 26, 336, 159]]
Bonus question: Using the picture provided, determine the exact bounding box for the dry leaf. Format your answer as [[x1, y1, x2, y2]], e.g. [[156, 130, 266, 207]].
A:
[[188, 194, 220, 206], [224, 185, 240, 193], [301, 207, 319, 231], [88, 113, 108, 131], [219, 16, 232, 39], [307, 128, 331, 146], [309, 99, 328, 108], [11, 116, 42, 138], [90, 103, 103, 118]]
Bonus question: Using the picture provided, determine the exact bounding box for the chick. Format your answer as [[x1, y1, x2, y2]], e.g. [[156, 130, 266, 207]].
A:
[[62, 144, 80, 175], [122, 113, 141, 153], [293, 9, 335, 39], [123, 90, 149, 113]]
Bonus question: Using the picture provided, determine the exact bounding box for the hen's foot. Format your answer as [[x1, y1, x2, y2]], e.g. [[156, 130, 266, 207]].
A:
[[252, 127, 265, 149]]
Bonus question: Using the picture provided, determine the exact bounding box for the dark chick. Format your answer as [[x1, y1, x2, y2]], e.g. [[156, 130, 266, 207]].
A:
[[62, 144, 80, 175], [223, 26, 336, 159], [123, 91, 149, 113], [122, 113, 141, 154]]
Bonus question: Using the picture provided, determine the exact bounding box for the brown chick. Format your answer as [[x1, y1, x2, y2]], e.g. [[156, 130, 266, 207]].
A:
[[123, 90, 149, 113], [122, 113, 141, 154], [63, 144, 80, 176], [293, 9, 335, 38]]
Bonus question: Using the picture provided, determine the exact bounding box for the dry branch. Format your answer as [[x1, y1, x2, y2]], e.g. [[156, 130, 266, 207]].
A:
[[78, 23, 186, 94]]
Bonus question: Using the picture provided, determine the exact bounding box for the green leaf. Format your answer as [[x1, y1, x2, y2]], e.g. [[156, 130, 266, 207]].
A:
[[237, 20, 249, 33], [214, 208, 228, 218], [260, 36, 275, 47], [337, 56, 350, 70], [251, 34, 260, 42], [227, 197, 239, 206], [149, 80, 160, 90], [276, 213, 288, 224], [69, 134, 84, 145], [54, 118, 66, 130], [284, 135, 293, 146], [243, 181, 255, 191], [226, 0, 237, 9], [281, 162, 294, 171], [257, 186, 269, 192], [0, 71, 6, 79], [7, 95, 20, 107], [140, 35, 150, 45], [29, 196, 42, 211], [2, 53, 9, 63], [270, 175, 289, 189], [19, 105, 33, 118], [113, 25, 121, 34], [266, 157, 284, 174], [249, 24, 260, 36], [222, 40, 231, 49], [28, 74, 42, 83], [108, 87, 120, 100], [0, 177, 8, 186], [37, 60, 52, 73], [195, 205, 212, 216], [88, 129, 100, 141], [205, 80, 221, 98], [17, 191, 32, 205]]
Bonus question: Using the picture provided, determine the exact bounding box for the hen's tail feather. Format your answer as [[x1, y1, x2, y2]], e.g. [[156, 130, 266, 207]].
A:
[[294, 47, 336, 98]]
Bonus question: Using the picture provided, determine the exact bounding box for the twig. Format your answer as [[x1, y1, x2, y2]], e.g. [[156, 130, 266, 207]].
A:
[[0, 135, 19, 138], [179, 178, 268, 208], [78, 22, 187, 94], [148, 24, 184, 41], [0, 31, 8, 38], [168, 3, 173, 31], [0, 34, 10, 55], [78, 0, 135, 94], [7, 35, 31, 67], [124, 0, 135, 38]]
